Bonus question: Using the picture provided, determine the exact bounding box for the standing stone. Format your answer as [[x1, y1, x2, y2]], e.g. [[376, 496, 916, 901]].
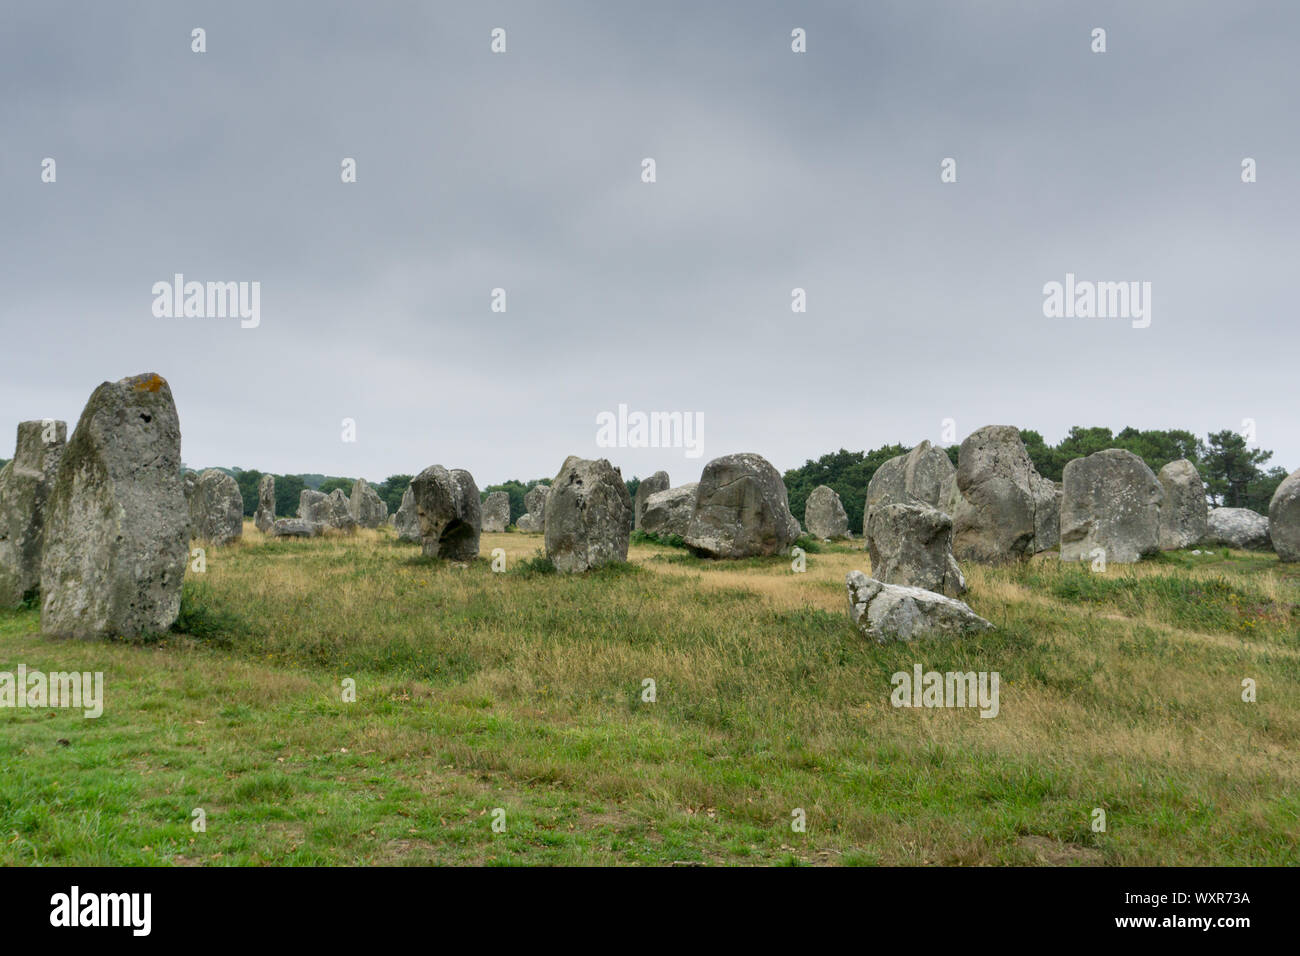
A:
[[845, 571, 993, 644], [1157, 459, 1208, 550], [188, 469, 244, 545], [517, 484, 551, 532], [544, 456, 633, 572], [254, 474, 276, 533], [685, 453, 800, 558], [299, 488, 357, 533], [482, 491, 511, 533], [864, 440, 956, 530], [348, 477, 388, 529], [0, 420, 68, 607], [1268, 468, 1300, 562], [410, 466, 482, 560], [1059, 449, 1162, 564], [394, 485, 420, 542], [945, 426, 1056, 562], [633, 471, 670, 530], [640, 483, 698, 539], [805, 485, 849, 540], [866, 502, 966, 597], [1204, 507, 1272, 550], [40, 373, 188, 640]]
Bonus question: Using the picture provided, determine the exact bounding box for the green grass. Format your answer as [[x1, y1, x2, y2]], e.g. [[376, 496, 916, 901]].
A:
[[0, 528, 1296, 866]]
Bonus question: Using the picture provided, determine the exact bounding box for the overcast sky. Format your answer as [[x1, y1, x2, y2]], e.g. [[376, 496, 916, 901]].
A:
[[2, 1, 1296, 487]]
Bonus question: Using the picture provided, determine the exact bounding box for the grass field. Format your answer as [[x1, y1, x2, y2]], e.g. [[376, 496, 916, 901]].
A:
[[1, 523, 1297, 866]]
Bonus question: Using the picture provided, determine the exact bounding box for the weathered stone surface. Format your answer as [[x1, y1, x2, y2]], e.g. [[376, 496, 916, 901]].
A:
[[1059, 449, 1162, 564], [1157, 459, 1208, 551], [864, 440, 956, 530], [188, 469, 244, 545], [299, 489, 357, 534], [394, 485, 420, 542], [410, 466, 481, 560], [946, 426, 1055, 562], [633, 471, 670, 530], [685, 453, 800, 558], [482, 491, 510, 533], [1204, 507, 1272, 551], [348, 477, 388, 529], [805, 485, 850, 540], [0, 420, 67, 607], [866, 502, 966, 597], [544, 456, 633, 572], [1269, 468, 1300, 562], [40, 373, 188, 640], [516, 484, 551, 532], [254, 474, 275, 533], [640, 483, 698, 538], [845, 570, 993, 644], [272, 518, 320, 538]]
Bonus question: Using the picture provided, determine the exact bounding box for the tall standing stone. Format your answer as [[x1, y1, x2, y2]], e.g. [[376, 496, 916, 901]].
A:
[[40, 373, 188, 640], [254, 474, 276, 533], [866, 502, 966, 597], [1059, 449, 1162, 564], [864, 440, 956, 530], [394, 485, 420, 542], [0, 420, 67, 607], [410, 466, 482, 560], [544, 456, 633, 572], [804, 485, 849, 540], [517, 484, 551, 532], [944, 426, 1056, 562], [633, 471, 670, 530], [640, 483, 698, 539], [348, 477, 388, 529], [1268, 468, 1300, 562], [1156, 459, 1207, 550], [482, 491, 511, 532], [685, 453, 800, 558], [188, 469, 244, 545]]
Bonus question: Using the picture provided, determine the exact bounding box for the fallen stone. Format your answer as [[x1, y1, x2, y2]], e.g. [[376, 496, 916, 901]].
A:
[[1204, 507, 1272, 551], [845, 570, 993, 643], [640, 483, 698, 539]]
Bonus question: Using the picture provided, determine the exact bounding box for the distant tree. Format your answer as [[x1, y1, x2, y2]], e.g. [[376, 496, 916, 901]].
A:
[[625, 476, 640, 504], [317, 477, 354, 496], [377, 475, 413, 516], [1200, 430, 1274, 508], [481, 478, 551, 525], [784, 444, 909, 535], [233, 468, 264, 518], [276, 475, 306, 517], [0, 459, 8, 471]]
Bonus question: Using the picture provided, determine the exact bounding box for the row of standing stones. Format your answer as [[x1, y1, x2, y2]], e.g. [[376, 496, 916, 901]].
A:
[[1, 374, 1298, 643]]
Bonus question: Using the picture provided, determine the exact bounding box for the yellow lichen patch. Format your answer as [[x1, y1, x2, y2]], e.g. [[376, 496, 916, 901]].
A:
[[131, 373, 166, 393]]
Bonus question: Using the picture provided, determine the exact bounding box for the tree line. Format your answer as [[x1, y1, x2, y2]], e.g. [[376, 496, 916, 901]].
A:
[[783, 427, 1289, 536]]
